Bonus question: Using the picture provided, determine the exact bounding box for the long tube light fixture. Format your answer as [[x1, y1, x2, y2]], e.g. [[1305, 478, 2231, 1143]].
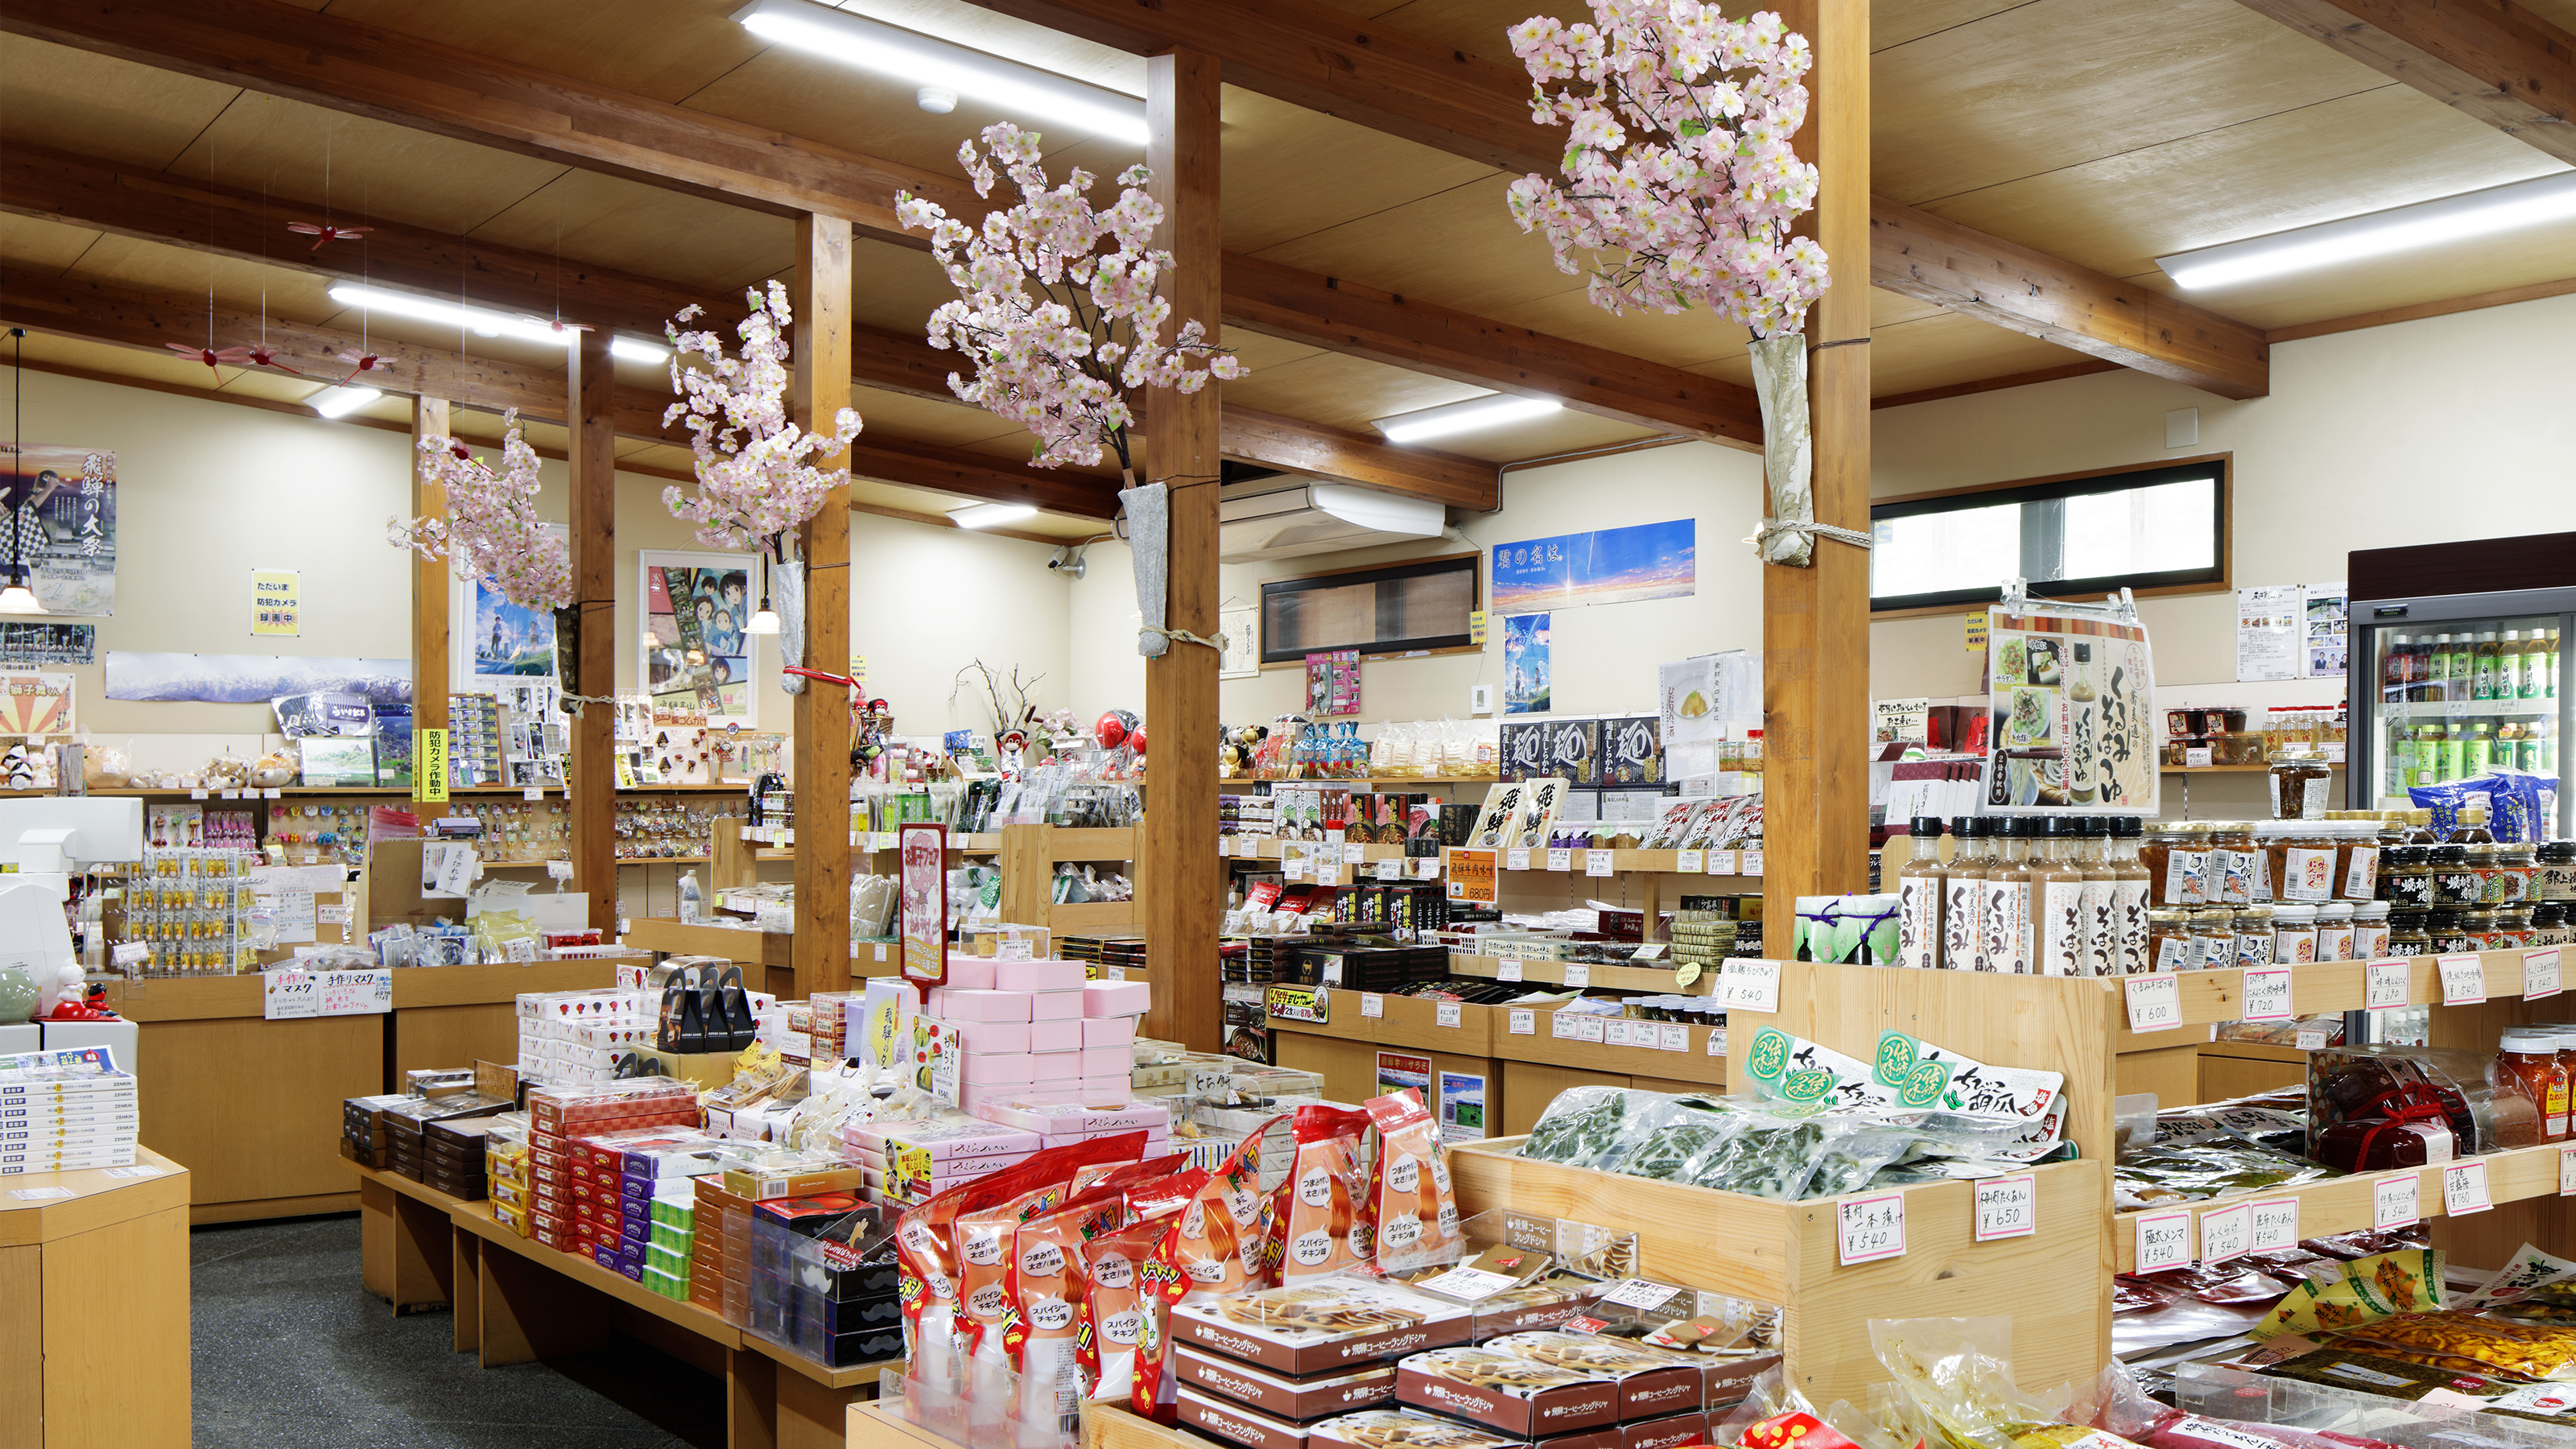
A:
[[325, 284, 669, 363], [1371, 394, 1561, 444], [2157, 171, 2576, 291], [732, 0, 1149, 145]]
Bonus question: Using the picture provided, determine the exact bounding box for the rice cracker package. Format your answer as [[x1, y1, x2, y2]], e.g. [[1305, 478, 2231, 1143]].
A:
[[1134, 1114, 1290, 1422], [1278, 1105, 1377, 1280], [1365, 1091, 1460, 1275]]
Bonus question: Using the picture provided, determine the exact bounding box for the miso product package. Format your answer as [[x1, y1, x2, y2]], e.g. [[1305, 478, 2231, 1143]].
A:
[[1279, 1106, 1376, 1280], [1365, 1090, 1460, 1275]]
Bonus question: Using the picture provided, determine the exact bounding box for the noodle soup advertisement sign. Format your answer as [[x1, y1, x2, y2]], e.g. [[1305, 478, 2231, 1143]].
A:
[[1982, 607, 2158, 815]]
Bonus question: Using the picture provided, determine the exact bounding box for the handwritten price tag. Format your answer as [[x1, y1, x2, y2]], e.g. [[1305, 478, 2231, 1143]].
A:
[[2376, 1172, 2421, 1228], [2199, 1202, 2251, 1265], [1546, 848, 1572, 872], [1659, 1024, 1687, 1051], [2240, 967, 2295, 1022], [2135, 1209, 2192, 1272], [1497, 960, 1524, 983], [2249, 1196, 2300, 1251], [2562, 1146, 2576, 1197], [1577, 1015, 1608, 1043], [1506, 848, 1531, 872], [1375, 859, 1402, 881], [1509, 1009, 1534, 1035], [1975, 1174, 2036, 1241], [318, 968, 394, 1016], [2441, 953, 2488, 1005], [1677, 849, 1705, 873], [1563, 964, 1591, 989], [1606, 1021, 1636, 1047], [1343, 842, 1365, 865], [112, 941, 150, 967], [262, 969, 319, 1020], [1587, 849, 1616, 877], [2124, 975, 2181, 1033], [2446, 1159, 2494, 1216], [1743, 850, 1765, 876], [1708, 850, 1737, 875], [1360, 993, 1385, 1018], [2529, 947, 2563, 1001], [1551, 1013, 1578, 1039], [1600, 1278, 1685, 1312], [1435, 1001, 1462, 1029], [2367, 959, 2409, 1010], [1718, 960, 1781, 1013], [1707, 1029, 1727, 1056], [1836, 1193, 1906, 1265]]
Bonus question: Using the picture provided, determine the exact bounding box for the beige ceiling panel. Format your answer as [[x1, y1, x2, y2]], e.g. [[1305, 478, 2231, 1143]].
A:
[[211, 369, 328, 402], [1248, 175, 1583, 317], [316, 0, 765, 103], [1864, 312, 2093, 396], [617, 441, 701, 477], [1874, 0, 2385, 205], [1924, 86, 2565, 279], [1219, 351, 1491, 432], [66, 234, 342, 321], [0, 39, 240, 169], [1683, 352, 1757, 391], [468, 171, 796, 297], [1873, 0, 2033, 51], [1450, 409, 1657, 464], [852, 238, 964, 333], [1871, 289, 1948, 328], [2120, 220, 2576, 330], [1215, 329, 1328, 373], [1223, 91, 1497, 254], [849, 385, 1025, 447], [1484, 284, 1757, 371], [0, 213, 109, 274], [167, 93, 574, 237]]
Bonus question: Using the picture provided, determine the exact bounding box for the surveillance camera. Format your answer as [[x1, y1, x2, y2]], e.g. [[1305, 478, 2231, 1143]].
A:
[[1048, 548, 1086, 580]]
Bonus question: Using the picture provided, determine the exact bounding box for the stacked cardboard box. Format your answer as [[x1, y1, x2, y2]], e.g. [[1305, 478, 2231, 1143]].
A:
[[689, 1177, 755, 1318], [381, 1093, 511, 1186], [1170, 1276, 1472, 1449], [423, 1117, 505, 1200], [341, 1093, 406, 1169], [488, 1133, 533, 1236], [522, 1081, 697, 1259], [643, 1187, 696, 1298]]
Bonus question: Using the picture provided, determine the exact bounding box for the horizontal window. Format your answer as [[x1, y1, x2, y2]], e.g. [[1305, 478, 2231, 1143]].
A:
[[1259, 554, 1479, 664], [1871, 458, 2230, 613]]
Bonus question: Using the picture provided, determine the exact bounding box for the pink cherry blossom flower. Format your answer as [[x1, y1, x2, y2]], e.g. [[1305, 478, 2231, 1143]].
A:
[[898, 122, 1243, 486], [391, 409, 572, 609], [659, 280, 864, 554]]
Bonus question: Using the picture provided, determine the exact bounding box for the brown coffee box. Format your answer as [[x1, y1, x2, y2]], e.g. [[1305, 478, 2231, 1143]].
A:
[[1396, 1348, 1619, 1436], [1700, 1352, 1781, 1411], [1621, 1413, 1706, 1449], [1181, 1389, 1315, 1449], [1171, 1277, 1473, 1376], [1305, 1410, 1580, 1449], [1476, 1335, 1703, 1421], [1179, 1347, 1398, 1421]]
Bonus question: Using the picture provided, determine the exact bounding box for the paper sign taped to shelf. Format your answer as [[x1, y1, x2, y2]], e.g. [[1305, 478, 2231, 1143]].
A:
[[1660, 1024, 1688, 1051], [2135, 1209, 2192, 1273], [1497, 960, 1523, 983], [1415, 857, 1440, 880], [2199, 1202, 2250, 1265], [1718, 960, 1781, 1013], [1551, 1013, 1579, 1039], [2376, 1172, 2421, 1228], [2249, 1197, 2300, 1252], [1376, 859, 1401, 881], [9, 1187, 71, 1200], [2124, 975, 2182, 1033], [1360, 993, 1384, 1018], [2564, 1146, 2576, 1197], [1709, 850, 1737, 874], [1707, 1030, 1727, 1056], [2367, 960, 2409, 1010], [2445, 1160, 2493, 1216], [1678, 849, 1705, 873], [1506, 848, 1530, 871], [1599, 1278, 1684, 1312], [1975, 1174, 2037, 1241], [320, 968, 393, 1016], [1836, 1193, 1905, 1265], [2295, 1028, 2330, 1051], [1413, 1266, 1521, 1302], [2529, 947, 2563, 1001], [1743, 850, 1765, 877], [2441, 954, 2487, 1005], [111, 941, 149, 967], [1546, 848, 1572, 872], [262, 968, 320, 1020], [1607, 1021, 1636, 1047], [1343, 842, 1364, 865], [2240, 967, 2294, 1022], [1578, 1016, 1607, 1043], [1435, 1001, 1461, 1029], [1444, 849, 1495, 904], [1509, 1009, 1534, 1035], [1563, 964, 1591, 989], [1587, 850, 1615, 877]]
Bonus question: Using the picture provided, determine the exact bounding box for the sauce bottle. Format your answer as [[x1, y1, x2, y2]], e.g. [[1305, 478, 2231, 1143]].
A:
[[2079, 815, 2117, 976], [1944, 816, 1992, 973], [1897, 816, 1946, 971], [2108, 817, 2153, 974], [2037, 816, 2089, 977], [1984, 817, 2036, 976]]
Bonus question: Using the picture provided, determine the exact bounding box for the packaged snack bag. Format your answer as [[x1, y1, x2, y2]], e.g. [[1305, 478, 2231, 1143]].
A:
[[1005, 1187, 1126, 1435], [2252, 1249, 2443, 1340], [1080, 1217, 1173, 1404], [1366, 1090, 1459, 1275], [1278, 1106, 1376, 1279], [1134, 1116, 1289, 1421]]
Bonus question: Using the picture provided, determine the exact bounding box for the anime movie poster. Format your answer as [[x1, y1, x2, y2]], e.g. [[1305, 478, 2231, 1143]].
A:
[[1, 444, 116, 616], [1504, 613, 1550, 714], [471, 578, 557, 678], [640, 551, 755, 724]]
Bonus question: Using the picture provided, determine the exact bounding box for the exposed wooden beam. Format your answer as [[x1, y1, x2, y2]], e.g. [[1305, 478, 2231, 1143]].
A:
[[1220, 253, 1761, 447], [2265, 271, 2576, 342], [791, 214, 854, 995], [1220, 409, 1496, 510], [1871, 360, 2124, 411], [957, 0, 1558, 175], [847, 435, 1122, 520], [568, 332, 619, 934], [2235, 0, 2576, 164], [0, 0, 984, 237], [411, 397, 451, 748], [1871, 197, 2271, 400]]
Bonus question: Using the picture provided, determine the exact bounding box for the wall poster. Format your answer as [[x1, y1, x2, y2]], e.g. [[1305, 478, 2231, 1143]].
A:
[[640, 551, 758, 724], [0, 621, 93, 665], [1490, 518, 1694, 615], [1437, 1070, 1488, 1142], [1504, 613, 1550, 713], [1982, 605, 2157, 815], [1376, 1051, 1430, 1102], [1305, 649, 1360, 717], [2305, 583, 2349, 679], [105, 654, 411, 706], [2, 444, 115, 617], [0, 672, 74, 736]]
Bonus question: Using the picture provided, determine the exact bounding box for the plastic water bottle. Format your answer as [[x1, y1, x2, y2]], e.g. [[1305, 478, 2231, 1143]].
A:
[[677, 869, 703, 925]]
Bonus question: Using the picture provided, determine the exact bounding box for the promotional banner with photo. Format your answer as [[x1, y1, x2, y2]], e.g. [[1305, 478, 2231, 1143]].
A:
[[1504, 613, 1551, 714], [1981, 605, 2158, 814], [1490, 518, 1694, 615], [105, 653, 413, 706], [640, 550, 758, 725], [0, 621, 94, 665], [2, 443, 116, 616]]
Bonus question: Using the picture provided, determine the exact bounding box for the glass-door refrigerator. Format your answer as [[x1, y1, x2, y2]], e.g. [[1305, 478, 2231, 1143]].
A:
[[2347, 533, 2575, 838]]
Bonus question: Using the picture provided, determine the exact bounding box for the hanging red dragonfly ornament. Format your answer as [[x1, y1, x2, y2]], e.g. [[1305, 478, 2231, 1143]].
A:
[[287, 221, 373, 251], [332, 348, 385, 386], [165, 342, 254, 373], [520, 315, 593, 338]]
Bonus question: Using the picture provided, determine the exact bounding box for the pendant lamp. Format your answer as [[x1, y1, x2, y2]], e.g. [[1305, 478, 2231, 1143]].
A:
[[0, 330, 44, 616]]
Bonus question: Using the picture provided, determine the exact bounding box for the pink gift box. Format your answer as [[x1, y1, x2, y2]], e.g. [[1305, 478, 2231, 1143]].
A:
[[994, 960, 1087, 992], [949, 1019, 1033, 1055], [958, 1054, 1036, 1086], [962, 1085, 1075, 1115], [1072, 1046, 1128, 1076], [1078, 1075, 1132, 1106], [1029, 990, 1084, 1021], [1081, 980, 1150, 1018], [930, 989, 1032, 1022], [942, 957, 999, 991], [1080, 1016, 1135, 1048], [1029, 1018, 1083, 1053]]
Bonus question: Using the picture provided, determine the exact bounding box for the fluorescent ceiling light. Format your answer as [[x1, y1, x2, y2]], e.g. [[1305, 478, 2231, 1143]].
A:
[[307, 384, 382, 419], [2157, 171, 2576, 290], [733, 0, 1148, 145], [1371, 394, 1561, 444], [948, 502, 1037, 530], [325, 284, 669, 362]]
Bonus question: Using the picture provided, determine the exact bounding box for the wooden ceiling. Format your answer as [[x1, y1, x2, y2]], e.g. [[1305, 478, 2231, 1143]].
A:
[[0, 0, 2563, 537]]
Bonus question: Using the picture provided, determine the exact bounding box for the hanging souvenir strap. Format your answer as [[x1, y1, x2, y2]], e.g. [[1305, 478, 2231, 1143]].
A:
[[1983, 587, 2160, 819]]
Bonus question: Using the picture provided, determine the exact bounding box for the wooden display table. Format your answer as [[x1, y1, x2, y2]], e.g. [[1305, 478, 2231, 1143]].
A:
[[0, 1148, 192, 1447], [102, 960, 614, 1224], [349, 1166, 886, 1449], [626, 917, 796, 998]]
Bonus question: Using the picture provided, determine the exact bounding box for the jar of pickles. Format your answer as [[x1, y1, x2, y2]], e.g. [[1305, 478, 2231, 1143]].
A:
[[2194, 906, 2236, 967], [2500, 904, 2537, 949], [2383, 840, 2434, 908], [2210, 821, 2258, 905], [2491, 840, 2537, 904], [2352, 901, 2392, 958], [2539, 842, 2576, 902], [2144, 821, 2215, 906], [2273, 824, 2339, 905], [2147, 906, 2193, 971], [2431, 844, 2481, 906], [2428, 907, 2476, 955], [2268, 750, 2334, 819], [2388, 907, 2431, 956], [2317, 902, 2355, 963], [2270, 902, 2320, 964], [2535, 902, 2571, 947], [2233, 905, 2274, 967], [2334, 819, 2383, 900]]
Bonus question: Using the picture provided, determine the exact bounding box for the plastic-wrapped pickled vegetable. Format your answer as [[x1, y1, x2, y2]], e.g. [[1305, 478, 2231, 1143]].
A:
[[2326, 1311, 2576, 1382], [1518, 1088, 1664, 1168], [1600, 1099, 1747, 1182], [1868, 1315, 2094, 1449], [2113, 1136, 2332, 1210]]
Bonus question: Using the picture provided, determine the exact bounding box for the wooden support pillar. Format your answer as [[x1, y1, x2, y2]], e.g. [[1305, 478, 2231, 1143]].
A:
[[568, 331, 617, 931], [1763, 0, 1871, 936], [410, 397, 450, 741], [791, 213, 855, 996], [1141, 48, 1224, 1051]]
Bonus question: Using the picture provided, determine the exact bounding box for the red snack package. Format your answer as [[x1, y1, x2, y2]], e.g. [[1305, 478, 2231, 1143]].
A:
[[1080, 1217, 1172, 1406], [1364, 1090, 1459, 1275], [1005, 1187, 1126, 1435], [1133, 1115, 1289, 1422], [1277, 1105, 1375, 1279]]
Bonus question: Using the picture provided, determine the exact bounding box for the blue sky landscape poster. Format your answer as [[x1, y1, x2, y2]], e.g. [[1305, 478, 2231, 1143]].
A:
[[1490, 519, 1695, 615]]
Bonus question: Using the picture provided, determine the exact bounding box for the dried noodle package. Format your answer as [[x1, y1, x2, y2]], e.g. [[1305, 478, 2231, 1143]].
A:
[[1366, 1090, 1460, 1276]]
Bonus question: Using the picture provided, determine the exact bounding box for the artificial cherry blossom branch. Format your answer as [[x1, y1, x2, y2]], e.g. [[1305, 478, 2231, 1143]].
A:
[[662, 280, 863, 554], [390, 409, 572, 609]]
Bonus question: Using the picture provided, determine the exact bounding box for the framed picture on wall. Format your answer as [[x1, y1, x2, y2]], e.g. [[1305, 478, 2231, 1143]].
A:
[[639, 549, 758, 726], [448, 523, 566, 689]]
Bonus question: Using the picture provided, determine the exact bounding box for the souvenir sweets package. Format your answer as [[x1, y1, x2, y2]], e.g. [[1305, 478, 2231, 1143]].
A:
[[1280, 1106, 1377, 1280], [1005, 1187, 1125, 1435], [1137, 1117, 1293, 1418], [1366, 1090, 1460, 1275], [1305, 1409, 1530, 1449], [1179, 1347, 1400, 1421], [1170, 1276, 1472, 1375], [1477, 1333, 1710, 1422], [1393, 1344, 1620, 1435], [1082, 1217, 1173, 1404], [2252, 1250, 2444, 1340]]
